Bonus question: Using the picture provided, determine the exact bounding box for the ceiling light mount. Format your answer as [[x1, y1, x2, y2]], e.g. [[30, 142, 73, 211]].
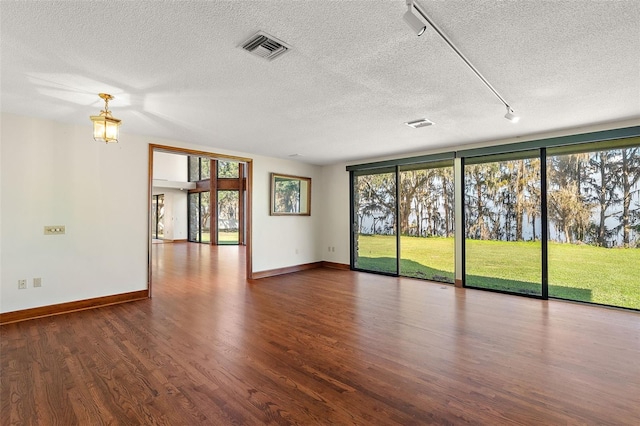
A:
[[403, 1, 519, 122], [504, 106, 520, 123], [90, 93, 121, 143]]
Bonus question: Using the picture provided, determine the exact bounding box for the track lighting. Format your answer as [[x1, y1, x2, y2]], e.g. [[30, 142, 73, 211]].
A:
[[504, 106, 520, 123], [403, 1, 426, 36], [404, 0, 520, 123]]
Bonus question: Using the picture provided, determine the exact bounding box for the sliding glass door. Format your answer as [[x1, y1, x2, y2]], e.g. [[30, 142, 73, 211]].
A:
[[347, 130, 639, 310], [547, 141, 640, 309], [464, 152, 543, 296], [352, 168, 397, 274], [399, 163, 455, 282]]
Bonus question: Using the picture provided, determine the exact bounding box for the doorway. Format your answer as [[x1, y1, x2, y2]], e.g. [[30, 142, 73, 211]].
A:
[[148, 145, 253, 295]]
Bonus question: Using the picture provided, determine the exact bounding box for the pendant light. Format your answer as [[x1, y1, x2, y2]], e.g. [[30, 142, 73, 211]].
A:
[[90, 93, 121, 143]]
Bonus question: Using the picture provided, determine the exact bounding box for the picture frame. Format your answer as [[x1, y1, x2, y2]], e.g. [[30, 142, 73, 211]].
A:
[[270, 173, 311, 216]]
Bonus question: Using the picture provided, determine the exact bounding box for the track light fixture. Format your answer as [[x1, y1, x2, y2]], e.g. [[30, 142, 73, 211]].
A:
[[403, 1, 426, 36], [403, 0, 520, 123], [504, 106, 520, 123]]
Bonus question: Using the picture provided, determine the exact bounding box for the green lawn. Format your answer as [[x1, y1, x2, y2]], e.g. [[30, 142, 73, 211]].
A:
[[197, 231, 239, 244], [355, 235, 640, 310]]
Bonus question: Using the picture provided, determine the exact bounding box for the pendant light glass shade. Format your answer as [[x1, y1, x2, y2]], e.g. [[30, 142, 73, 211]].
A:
[[90, 93, 121, 143]]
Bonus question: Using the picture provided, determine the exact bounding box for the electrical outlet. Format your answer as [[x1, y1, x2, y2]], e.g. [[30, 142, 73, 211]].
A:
[[44, 225, 65, 235], [33, 278, 42, 288], [18, 279, 27, 289]]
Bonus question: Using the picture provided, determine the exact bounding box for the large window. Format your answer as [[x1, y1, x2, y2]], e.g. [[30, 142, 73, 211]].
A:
[[547, 142, 640, 309], [217, 190, 239, 244], [218, 160, 239, 178], [464, 153, 542, 296], [188, 156, 212, 244], [188, 156, 210, 181], [188, 191, 211, 243]]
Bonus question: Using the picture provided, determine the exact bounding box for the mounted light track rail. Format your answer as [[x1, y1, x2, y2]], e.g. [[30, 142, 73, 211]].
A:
[[403, 0, 519, 123]]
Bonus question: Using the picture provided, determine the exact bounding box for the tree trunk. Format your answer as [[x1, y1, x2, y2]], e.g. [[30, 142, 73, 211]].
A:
[[515, 160, 525, 241], [620, 149, 634, 247], [597, 156, 607, 247]]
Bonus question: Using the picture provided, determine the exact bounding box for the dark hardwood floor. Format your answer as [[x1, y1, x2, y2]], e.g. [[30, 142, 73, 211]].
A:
[[2, 242, 639, 425]]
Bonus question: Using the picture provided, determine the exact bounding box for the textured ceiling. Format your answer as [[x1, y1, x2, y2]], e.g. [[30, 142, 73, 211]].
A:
[[1, 0, 639, 165]]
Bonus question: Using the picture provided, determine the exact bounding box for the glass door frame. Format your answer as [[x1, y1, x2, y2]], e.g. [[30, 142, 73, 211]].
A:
[[188, 190, 211, 244], [460, 149, 548, 299], [349, 156, 456, 282], [349, 166, 399, 276]]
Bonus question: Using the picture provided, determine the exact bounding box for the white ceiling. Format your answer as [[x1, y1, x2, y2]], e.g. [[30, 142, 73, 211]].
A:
[[2, 1, 639, 165]]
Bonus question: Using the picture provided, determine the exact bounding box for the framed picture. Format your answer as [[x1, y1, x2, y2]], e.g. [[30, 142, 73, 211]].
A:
[[270, 173, 311, 216]]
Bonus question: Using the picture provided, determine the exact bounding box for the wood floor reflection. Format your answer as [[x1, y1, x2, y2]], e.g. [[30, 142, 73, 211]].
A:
[[2, 242, 639, 425]]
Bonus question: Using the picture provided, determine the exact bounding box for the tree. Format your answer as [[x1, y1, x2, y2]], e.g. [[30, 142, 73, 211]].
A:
[[547, 153, 592, 243], [355, 173, 396, 235], [218, 161, 239, 178], [586, 150, 619, 246], [465, 163, 501, 240], [399, 170, 428, 235], [439, 167, 455, 238], [614, 147, 640, 247]]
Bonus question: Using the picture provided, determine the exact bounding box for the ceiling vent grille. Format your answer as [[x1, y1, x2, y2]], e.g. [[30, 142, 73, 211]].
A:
[[405, 118, 434, 129], [240, 31, 291, 61]]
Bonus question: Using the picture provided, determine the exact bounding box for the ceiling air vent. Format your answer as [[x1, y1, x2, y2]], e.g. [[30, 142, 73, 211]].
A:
[[405, 118, 434, 129], [240, 31, 291, 61]]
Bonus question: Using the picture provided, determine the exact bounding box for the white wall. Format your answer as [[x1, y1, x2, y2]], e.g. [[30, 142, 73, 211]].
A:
[[251, 158, 323, 272], [0, 113, 322, 313], [319, 163, 351, 264], [1, 115, 149, 312], [152, 152, 189, 241], [151, 188, 187, 241], [153, 151, 188, 181]]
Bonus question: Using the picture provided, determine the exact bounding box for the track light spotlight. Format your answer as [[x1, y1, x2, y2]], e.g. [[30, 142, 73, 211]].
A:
[[403, 1, 426, 36], [504, 106, 520, 123]]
